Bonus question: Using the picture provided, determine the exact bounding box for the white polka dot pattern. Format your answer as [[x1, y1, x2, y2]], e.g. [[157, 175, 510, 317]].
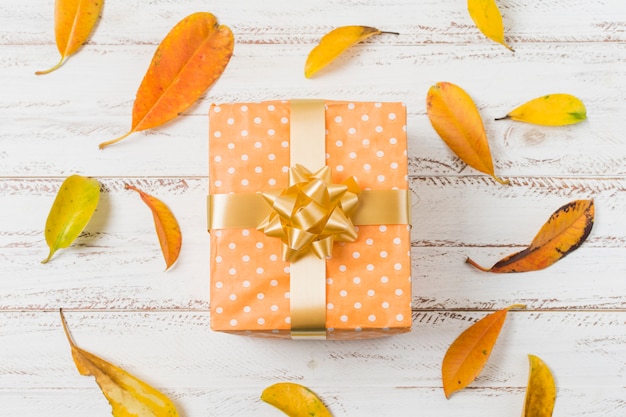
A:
[[209, 100, 411, 339]]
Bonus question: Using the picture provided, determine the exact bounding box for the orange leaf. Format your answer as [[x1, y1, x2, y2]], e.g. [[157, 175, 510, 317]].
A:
[[426, 82, 508, 184], [36, 0, 104, 75], [442, 304, 525, 398], [60, 310, 180, 416], [100, 12, 234, 149], [467, 200, 594, 273], [125, 184, 182, 270], [523, 355, 557, 417], [304, 26, 398, 78]]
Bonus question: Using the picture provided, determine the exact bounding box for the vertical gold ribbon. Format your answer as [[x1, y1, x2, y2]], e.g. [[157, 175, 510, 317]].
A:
[[288, 100, 327, 340]]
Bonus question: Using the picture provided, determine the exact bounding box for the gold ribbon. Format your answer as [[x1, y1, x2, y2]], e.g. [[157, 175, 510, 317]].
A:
[[208, 100, 411, 339], [257, 164, 360, 262]]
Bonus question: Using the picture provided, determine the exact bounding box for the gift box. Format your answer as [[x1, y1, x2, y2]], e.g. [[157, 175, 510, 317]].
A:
[[207, 100, 412, 340]]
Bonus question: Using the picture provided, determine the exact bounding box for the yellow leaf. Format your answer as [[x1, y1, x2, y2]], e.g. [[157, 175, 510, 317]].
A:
[[442, 304, 526, 398], [426, 81, 508, 184], [99, 12, 234, 149], [125, 184, 182, 270], [42, 174, 100, 264], [467, 0, 513, 51], [261, 382, 333, 417], [467, 200, 594, 273], [496, 94, 587, 126], [523, 355, 557, 417], [60, 310, 180, 417], [36, 0, 104, 75], [304, 26, 397, 78]]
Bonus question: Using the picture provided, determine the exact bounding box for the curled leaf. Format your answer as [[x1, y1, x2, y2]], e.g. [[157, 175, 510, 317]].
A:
[[467, 200, 594, 273], [36, 0, 104, 75], [100, 12, 234, 149], [496, 94, 587, 126], [442, 304, 526, 398], [427, 81, 508, 184], [523, 355, 556, 417], [467, 0, 513, 51], [42, 174, 100, 264], [125, 184, 182, 270], [60, 310, 180, 417], [261, 382, 333, 417], [305, 26, 397, 78]]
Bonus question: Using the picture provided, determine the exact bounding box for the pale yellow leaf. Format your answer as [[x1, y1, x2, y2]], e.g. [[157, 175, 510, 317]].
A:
[[60, 310, 180, 417]]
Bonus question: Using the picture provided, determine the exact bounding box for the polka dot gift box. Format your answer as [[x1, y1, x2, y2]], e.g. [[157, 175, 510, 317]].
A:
[[208, 100, 412, 340]]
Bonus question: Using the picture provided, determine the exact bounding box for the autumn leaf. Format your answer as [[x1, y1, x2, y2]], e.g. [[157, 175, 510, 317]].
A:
[[442, 304, 526, 398], [426, 81, 508, 184], [523, 355, 557, 417], [496, 94, 587, 126], [99, 12, 234, 149], [60, 310, 180, 417], [36, 0, 104, 75], [304, 26, 398, 78], [42, 174, 100, 264], [125, 184, 182, 270], [467, 0, 513, 51], [261, 382, 333, 417], [467, 200, 594, 273]]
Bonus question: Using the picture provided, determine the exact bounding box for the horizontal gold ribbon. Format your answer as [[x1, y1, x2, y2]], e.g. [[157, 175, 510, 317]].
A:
[[208, 188, 411, 230]]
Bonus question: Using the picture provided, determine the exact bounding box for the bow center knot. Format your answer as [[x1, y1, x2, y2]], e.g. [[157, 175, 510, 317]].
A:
[[257, 165, 360, 261]]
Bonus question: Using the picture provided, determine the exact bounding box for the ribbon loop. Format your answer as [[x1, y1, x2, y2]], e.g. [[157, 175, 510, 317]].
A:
[[257, 165, 360, 262]]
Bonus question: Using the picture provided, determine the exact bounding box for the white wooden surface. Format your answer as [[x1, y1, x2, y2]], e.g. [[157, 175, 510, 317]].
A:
[[1, 0, 625, 416]]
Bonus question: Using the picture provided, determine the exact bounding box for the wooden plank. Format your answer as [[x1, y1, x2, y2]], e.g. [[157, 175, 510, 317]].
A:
[[2, 386, 625, 417], [0, 311, 623, 416], [3, 0, 625, 46], [1, 42, 624, 177], [1, 177, 623, 310]]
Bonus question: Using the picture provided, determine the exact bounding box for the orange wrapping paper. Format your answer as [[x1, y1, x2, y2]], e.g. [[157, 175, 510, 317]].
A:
[[208, 100, 412, 339]]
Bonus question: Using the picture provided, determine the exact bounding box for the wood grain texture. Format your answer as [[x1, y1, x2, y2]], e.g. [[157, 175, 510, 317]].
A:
[[1, 177, 625, 311], [1, 0, 625, 415], [1, 42, 623, 177], [3, 0, 625, 46], [0, 312, 624, 416]]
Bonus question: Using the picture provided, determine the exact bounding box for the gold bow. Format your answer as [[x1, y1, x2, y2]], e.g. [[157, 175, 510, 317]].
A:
[[257, 164, 360, 262]]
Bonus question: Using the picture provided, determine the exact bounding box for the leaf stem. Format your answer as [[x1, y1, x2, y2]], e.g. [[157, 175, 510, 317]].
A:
[[492, 175, 510, 185], [35, 57, 66, 76], [59, 309, 77, 347], [465, 257, 491, 272], [494, 115, 511, 121], [99, 131, 133, 149], [41, 249, 54, 264], [380, 31, 400, 36]]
